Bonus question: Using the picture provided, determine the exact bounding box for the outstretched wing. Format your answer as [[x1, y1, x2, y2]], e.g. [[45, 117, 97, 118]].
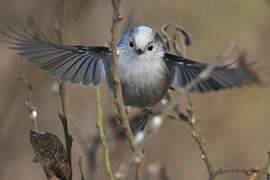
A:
[[2, 28, 111, 87], [164, 53, 261, 93]]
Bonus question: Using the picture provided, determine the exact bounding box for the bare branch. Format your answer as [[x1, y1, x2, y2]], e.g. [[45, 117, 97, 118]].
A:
[[173, 104, 262, 180], [55, 0, 73, 177], [174, 105, 215, 178], [163, 23, 264, 180], [19, 58, 56, 179], [18, 58, 38, 131], [161, 23, 192, 52], [216, 166, 260, 176], [172, 31, 187, 57], [163, 24, 217, 176], [182, 41, 236, 92], [135, 145, 146, 180], [78, 156, 86, 180], [58, 103, 73, 171], [109, 0, 136, 151], [255, 152, 270, 180]]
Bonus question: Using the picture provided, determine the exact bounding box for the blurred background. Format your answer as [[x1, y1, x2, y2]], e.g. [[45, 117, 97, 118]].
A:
[[0, 0, 270, 179]]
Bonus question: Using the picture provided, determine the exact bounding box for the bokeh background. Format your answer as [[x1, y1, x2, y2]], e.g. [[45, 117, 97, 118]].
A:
[[0, 0, 270, 179]]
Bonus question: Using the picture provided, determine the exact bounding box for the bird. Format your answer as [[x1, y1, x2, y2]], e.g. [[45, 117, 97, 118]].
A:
[[2, 26, 261, 129]]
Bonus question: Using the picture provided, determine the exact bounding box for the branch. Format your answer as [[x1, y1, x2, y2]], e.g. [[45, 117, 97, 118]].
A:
[[55, 0, 73, 177], [19, 58, 55, 180], [18, 57, 38, 131], [161, 24, 237, 95], [96, 88, 115, 180], [78, 156, 86, 180], [163, 23, 262, 180], [173, 105, 261, 180], [255, 152, 270, 180], [216, 167, 260, 176], [174, 105, 215, 177], [135, 145, 146, 180], [162, 24, 217, 176], [182, 41, 236, 92], [109, 0, 136, 151], [58, 98, 73, 169], [161, 23, 192, 53]]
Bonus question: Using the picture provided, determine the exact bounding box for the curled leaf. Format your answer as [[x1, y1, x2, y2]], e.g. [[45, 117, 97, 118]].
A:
[[30, 130, 71, 180]]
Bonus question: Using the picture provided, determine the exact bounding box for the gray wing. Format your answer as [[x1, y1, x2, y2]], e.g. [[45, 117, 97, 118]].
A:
[[3, 28, 111, 87], [164, 53, 261, 93]]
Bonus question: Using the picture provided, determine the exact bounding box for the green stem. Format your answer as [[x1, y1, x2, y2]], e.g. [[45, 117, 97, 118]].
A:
[[96, 88, 115, 180]]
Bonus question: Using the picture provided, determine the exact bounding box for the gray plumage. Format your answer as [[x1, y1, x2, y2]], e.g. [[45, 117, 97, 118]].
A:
[[2, 26, 260, 108]]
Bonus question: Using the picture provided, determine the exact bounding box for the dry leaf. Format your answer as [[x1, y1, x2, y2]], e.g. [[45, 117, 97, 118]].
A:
[[30, 130, 71, 180]]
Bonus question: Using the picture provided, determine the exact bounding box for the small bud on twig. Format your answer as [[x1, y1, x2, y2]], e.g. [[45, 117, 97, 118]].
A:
[[117, 14, 124, 21], [30, 108, 37, 120], [59, 110, 66, 120]]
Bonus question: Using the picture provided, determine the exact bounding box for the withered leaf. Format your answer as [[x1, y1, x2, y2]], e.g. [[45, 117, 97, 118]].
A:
[[30, 130, 71, 180]]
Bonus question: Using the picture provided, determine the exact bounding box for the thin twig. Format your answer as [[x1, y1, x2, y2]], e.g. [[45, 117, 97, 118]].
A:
[[255, 152, 270, 180], [168, 24, 193, 107], [96, 88, 115, 180], [19, 57, 38, 131], [57, 0, 73, 177], [174, 105, 261, 180], [182, 41, 236, 92], [135, 145, 146, 180], [161, 23, 192, 52], [109, 0, 136, 151], [164, 23, 261, 180], [216, 167, 260, 176], [58, 83, 73, 169], [78, 156, 86, 180], [174, 105, 215, 178], [114, 149, 143, 180], [163, 24, 216, 175], [19, 58, 54, 180], [172, 31, 187, 57], [57, 0, 68, 43]]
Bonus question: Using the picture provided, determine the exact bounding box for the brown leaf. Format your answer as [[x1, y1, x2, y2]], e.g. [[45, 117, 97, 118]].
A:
[[30, 130, 71, 180]]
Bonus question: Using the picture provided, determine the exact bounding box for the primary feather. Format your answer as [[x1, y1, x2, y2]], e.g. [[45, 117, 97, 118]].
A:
[[3, 28, 109, 87], [164, 53, 260, 93]]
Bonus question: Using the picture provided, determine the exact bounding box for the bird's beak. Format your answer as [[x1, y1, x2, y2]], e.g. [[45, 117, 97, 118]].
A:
[[135, 48, 143, 55]]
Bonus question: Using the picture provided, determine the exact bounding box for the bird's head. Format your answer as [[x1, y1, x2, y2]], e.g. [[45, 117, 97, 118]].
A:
[[118, 26, 166, 60]]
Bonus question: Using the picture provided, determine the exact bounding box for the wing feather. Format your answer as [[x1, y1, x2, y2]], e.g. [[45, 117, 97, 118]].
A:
[[164, 53, 260, 93], [2, 28, 111, 87]]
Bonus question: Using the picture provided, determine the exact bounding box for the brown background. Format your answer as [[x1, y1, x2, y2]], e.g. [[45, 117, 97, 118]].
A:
[[0, 0, 270, 179]]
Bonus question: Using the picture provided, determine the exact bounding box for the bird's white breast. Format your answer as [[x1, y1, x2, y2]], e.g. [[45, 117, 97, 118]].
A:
[[118, 52, 165, 87]]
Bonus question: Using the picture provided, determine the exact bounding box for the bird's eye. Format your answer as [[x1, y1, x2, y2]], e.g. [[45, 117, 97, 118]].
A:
[[129, 41, 134, 48], [147, 45, 153, 51]]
